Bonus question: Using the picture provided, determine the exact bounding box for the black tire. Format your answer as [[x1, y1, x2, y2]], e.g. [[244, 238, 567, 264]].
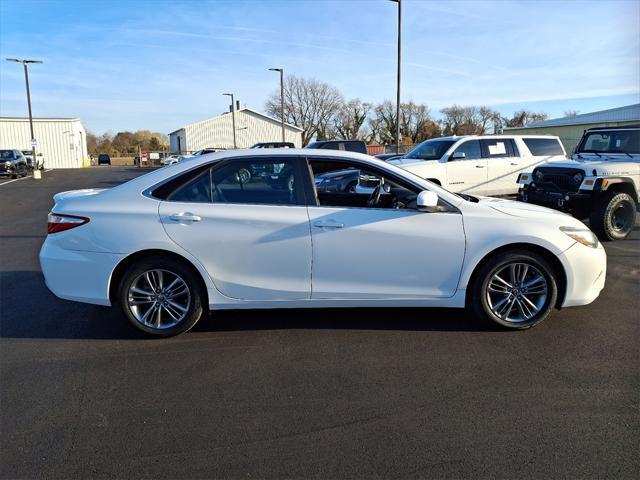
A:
[[590, 191, 636, 241], [470, 249, 558, 330], [118, 256, 206, 337]]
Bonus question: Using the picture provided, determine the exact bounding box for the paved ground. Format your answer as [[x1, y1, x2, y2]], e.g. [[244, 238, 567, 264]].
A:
[[1, 167, 638, 479]]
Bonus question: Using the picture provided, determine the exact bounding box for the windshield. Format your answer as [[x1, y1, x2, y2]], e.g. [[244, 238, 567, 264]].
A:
[[404, 139, 456, 160], [22, 150, 32, 155], [1, 150, 15, 159], [577, 130, 639, 154]]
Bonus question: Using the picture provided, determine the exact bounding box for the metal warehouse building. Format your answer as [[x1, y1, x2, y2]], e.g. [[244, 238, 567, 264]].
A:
[[169, 108, 303, 153], [0, 117, 88, 169], [506, 104, 640, 154]]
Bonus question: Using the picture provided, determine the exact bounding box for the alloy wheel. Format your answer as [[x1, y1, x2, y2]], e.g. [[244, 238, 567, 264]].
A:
[[127, 269, 191, 329], [486, 262, 548, 323]]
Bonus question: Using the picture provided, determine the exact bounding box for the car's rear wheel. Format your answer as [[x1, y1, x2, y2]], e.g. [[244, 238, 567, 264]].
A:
[[119, 257, 206, 337], [590, 191, 636, 241], [470, 250, 558, 329]]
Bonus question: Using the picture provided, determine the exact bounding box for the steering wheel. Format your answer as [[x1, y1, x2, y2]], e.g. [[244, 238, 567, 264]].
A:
[[367, 183, 383, 208]]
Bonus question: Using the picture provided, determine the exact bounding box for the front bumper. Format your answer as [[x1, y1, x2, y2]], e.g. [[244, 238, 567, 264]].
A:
[[518, 186, 591, 216], [557, 241, 607, 308], [40, 237, 125, 306]]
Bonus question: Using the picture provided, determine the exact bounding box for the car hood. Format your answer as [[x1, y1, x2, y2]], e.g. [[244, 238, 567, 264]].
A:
[[316, 169, 358, 180], [477, 196, 581, 222], [535, 157, 640, 176]]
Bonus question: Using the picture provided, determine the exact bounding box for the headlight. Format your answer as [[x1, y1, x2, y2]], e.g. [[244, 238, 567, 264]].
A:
[[4, 161, 11, 167], [572, 172, 584, 184], [560, 226, 599, 248]]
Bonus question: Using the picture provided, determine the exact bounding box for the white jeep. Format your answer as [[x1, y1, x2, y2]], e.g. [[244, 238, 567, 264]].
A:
[[517, 126, 639, 240], [386, 135, 566, 197]]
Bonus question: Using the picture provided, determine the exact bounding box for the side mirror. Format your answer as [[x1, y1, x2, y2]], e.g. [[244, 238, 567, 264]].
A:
[[450, 151, 466, 160], [416, 190, 439, 211]]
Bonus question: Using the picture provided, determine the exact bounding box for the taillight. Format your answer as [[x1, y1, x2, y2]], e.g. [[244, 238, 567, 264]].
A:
[[47, 213, 90, 234]]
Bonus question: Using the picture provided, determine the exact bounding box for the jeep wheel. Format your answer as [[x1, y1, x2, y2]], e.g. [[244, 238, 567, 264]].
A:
[[590, 191, 636, 241]]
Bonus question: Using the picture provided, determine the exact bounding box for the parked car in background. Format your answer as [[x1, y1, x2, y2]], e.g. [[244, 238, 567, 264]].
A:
[[518, 125, 639, 240], [161, 154, 182, 166], [314, 168, 360, 193], [375, 153, 403, 162], [40, 149, 606, 337], [97, 154, 111, 165], [22, 150, 44, 170], [251, 142, 295, 149], [192, 148, 219, 156], [390, 135, 566, 196], [305, 139, 368, 155], [0, 149, 29, 178]]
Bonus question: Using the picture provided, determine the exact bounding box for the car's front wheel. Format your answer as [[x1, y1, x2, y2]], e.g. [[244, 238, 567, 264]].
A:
[[119, 256, 206, 337], [470, 250, 558, 329]]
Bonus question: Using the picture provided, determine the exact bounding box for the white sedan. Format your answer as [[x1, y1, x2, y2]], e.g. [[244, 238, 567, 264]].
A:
[[40, 150, 606, 337]]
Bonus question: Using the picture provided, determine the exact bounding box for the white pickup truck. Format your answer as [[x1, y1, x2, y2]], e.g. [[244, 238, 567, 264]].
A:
[[388, 135, 566, 197]]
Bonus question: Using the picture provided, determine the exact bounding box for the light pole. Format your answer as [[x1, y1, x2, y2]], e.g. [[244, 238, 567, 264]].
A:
[[222, 93, 237, 149], [6, 58, 43, 178], [269, 67, 286, 143], [388, 0, 401, 154]]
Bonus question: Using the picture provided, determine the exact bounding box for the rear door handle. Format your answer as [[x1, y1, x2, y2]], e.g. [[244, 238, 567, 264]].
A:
[[475, 165, 485, 168], [314, 221, 344, 229], [510, 162, 519, 166], [169, 212, 201, 223]]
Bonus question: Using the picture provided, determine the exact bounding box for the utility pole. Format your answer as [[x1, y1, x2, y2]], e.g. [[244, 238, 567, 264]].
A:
[[269, 67, 286, 143], [6, 58, 43, 178], [223, 93, 237, 149], [388, 0, 402, 154]]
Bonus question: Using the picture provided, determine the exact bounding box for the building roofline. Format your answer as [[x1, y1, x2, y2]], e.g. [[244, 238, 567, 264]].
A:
[[169, 108, 304, 134], [0, 117, 82, 122], [505, 103, 640, 130]]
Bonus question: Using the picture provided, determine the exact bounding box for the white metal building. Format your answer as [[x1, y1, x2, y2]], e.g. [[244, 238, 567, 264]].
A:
[[0, 117, 88, 168], [169, 108, 303, 153]]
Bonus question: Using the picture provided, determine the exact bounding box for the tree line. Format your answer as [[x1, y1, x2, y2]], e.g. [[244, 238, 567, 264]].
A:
[[266, 75, 550, 146], [86, 130, 169, 157]]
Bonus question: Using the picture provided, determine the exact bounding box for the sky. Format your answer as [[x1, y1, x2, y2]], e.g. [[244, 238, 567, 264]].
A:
[[1, 0, 639, 135]]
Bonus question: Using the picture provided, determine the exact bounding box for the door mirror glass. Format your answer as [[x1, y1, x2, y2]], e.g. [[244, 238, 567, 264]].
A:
[[450, 151, 466, 160], [416, 190, 438, 210]]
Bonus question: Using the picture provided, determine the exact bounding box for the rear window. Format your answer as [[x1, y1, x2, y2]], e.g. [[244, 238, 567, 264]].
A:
[[523, 138, 564, 156], [98, 154, 110, 160]]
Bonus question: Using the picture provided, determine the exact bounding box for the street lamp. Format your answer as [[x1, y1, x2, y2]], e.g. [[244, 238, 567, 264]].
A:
[[6, 58, 43, 178], [269, 67, 286, 143], [222, 93, 237, 149], [388, 0, 401, 154]]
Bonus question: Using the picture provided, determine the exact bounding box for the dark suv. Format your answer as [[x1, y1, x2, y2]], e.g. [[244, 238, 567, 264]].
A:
[[0, 149, 29, 178], [305, 140, 367, 155], [98, 154, 111, 165]]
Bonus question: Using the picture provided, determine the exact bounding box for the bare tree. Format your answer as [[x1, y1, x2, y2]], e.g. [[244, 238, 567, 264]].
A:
[[265, 75, 344, 145], [503, 109, 548, 128], [440, 105, 500, 136], [371, 100, 398, 145], [564, 110, 580, 118], [333, 99, 371, 140]]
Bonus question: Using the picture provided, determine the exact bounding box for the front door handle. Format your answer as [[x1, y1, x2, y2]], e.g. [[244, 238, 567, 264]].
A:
[[169, 212, 201, 223], [510, 162, 519, 166], [475, 165, 485, 168], [314, 221, 344, 229]]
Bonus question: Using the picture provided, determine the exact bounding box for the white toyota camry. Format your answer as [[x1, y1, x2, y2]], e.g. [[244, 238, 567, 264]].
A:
[[40, 149, 606, 337]]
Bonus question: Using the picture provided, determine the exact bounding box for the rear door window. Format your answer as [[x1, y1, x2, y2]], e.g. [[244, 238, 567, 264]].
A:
[[522, 138, 564, 156], [480, 139, 510, 158]]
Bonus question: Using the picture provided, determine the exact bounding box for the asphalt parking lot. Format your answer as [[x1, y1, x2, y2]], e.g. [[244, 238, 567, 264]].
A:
[[1, 167, 638, 479]]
